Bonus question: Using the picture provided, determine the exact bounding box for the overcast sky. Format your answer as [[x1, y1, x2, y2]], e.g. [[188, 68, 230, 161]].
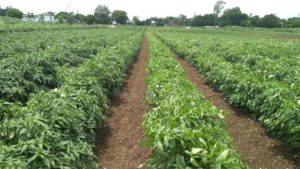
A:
[[0, 0, 299, 19]]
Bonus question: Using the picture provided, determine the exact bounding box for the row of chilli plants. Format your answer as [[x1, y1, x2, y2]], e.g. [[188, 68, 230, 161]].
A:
[[0, 30, 143, 168], [158, 29, 300, 85], [0, 19, 111, 34], [0, 27, 140, 103], [155, 29, 300, 154], [142, 33, 248, 168], [0, 27, 130, 60]]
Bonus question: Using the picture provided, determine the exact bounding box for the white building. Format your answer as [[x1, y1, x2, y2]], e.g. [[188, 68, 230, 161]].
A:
[[22, 12, 55, 22], [38, 12, 55, 22], [22, 13, 35, 22], [151, 20, 156, 26]]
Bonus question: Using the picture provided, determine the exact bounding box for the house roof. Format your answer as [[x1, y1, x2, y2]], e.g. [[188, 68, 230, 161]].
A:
[[38, 12, 55, 16]]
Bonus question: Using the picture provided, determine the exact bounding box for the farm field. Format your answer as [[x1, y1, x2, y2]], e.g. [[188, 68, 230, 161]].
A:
[[1, 24, 300, 169], [155, 27, 300, 152], [0, 25, 143, 168]]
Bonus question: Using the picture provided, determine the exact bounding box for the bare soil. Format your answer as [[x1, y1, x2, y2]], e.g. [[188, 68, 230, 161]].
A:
[[95, 36, 151, 169], [175, 56, 300, 169]]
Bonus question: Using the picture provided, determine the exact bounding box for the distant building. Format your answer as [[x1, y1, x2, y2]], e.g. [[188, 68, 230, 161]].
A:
[[151, 20, 156, 26], [22, 13, 35, 22], [38, 12, 55, 22], [22, 12, 55, 22]]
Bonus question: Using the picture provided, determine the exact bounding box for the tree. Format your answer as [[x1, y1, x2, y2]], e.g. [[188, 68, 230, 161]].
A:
[[94, 5, 111, 24], [219, 7, 248, 26], [191, 14, 217, 26], [5, 8, 23, 19], [112, 10, 128, 24], [85, 15, 95, 24], [75, 13, 86, 23], [214, 1, 226, 16], [164, 16, 180, 26], [55, 12, 76, 24], [286, 17, 300, 28], [249, 15, 260, 27], [258, 14, 281, 28], [132, 16, 142, 25], [179, 14, 187, 26]]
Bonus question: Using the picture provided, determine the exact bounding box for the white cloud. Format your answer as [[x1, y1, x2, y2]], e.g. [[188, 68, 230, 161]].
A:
[[0, 0, 299, 19]]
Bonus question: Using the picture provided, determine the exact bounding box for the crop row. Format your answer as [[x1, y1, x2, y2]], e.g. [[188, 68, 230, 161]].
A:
[[155, 29, 300, 154], [0, 27, 140, 103], [0, 30, 143, 168], [0, 20, 110, 34], [0, 27, 126, 60], [156, 29, 300, 86], [142, 33, 248, 168]]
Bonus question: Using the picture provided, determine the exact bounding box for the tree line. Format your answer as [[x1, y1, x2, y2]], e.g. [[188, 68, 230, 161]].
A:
[[1, 2, 300, 28]]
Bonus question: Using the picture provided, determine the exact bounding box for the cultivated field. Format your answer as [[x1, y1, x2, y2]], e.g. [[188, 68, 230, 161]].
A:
[[0, 23, 299, 169]]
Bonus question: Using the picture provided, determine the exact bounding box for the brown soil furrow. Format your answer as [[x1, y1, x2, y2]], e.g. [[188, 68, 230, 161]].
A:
[[95, 36, 151, 169], [175, 56, 300, 169]]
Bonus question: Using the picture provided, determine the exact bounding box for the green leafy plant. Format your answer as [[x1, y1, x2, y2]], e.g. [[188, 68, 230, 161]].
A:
[[0, 27, 143, 168], [143, 33, 248, 168], [155, 28, 300, 155]]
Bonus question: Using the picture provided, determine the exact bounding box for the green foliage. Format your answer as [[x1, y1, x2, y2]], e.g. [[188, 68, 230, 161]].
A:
[[55, 12, 76, 24], [5, 8, 23, 19], [249, 15, 260, 27], [220, 7, 248, 26], [0, 27, 143, 168], [0, 28, 136, 103], [85, 15, 95, 24], [143, 33, 248, 168], [94, 5, 111, 24], [155, 28, 300, 155], [259, 14, 281, 28], [286, 17, 300, 28], [191, 14, 217, 26], [214, 1, 226, 16], [132, 16, 143, 25], [112, 10, 128, 24]]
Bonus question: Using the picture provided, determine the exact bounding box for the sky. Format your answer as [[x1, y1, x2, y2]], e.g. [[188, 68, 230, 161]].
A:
[[0, 0, 299, 19]]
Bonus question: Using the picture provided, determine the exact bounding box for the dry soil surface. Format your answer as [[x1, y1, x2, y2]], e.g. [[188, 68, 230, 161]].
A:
[[95, 36, 151, 169]]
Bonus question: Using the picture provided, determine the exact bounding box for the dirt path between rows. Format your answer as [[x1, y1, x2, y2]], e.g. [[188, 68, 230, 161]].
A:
[[175, 56, 300, 169], [95, 36, 151, 169]]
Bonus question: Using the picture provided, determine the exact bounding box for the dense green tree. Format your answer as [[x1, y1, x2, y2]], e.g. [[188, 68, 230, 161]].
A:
[[249, 15, 260, 27], [75, 13, 86, 23], [164, 16, 180, 26], [258, 14, 281, 28], [112, 10, 128, 24], [214, 1, 226, 16], [286, 17, 300, 28], [132, 16, 143, 25], [85, 14, 95, 24], [219, 7, 248, 26], [55, 12, 76, 24], [191, 14, 217, 26], [94, 5, 111, 24], [5, 8, 23, 19], [55, 12, 68, 23]]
